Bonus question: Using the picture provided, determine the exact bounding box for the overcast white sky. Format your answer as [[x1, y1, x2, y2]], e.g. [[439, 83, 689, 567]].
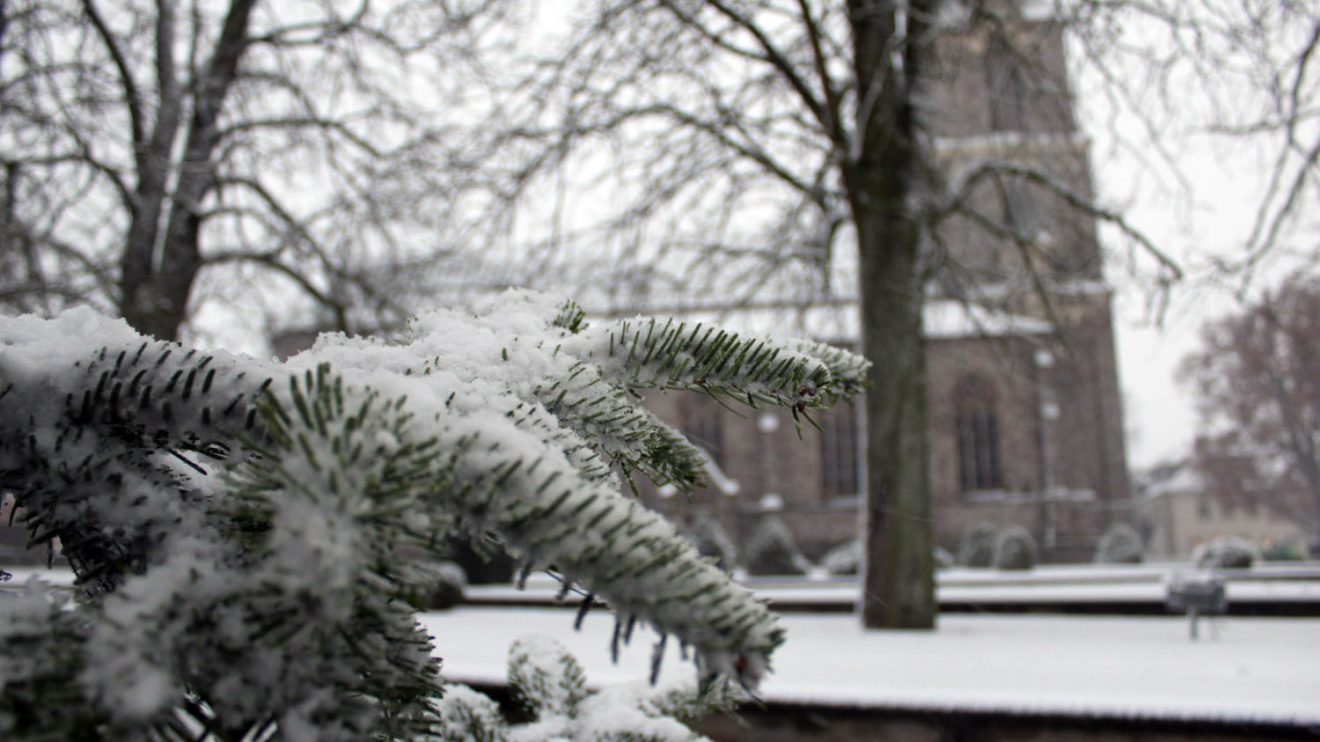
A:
[[1071, 2, 1318, 474], [1096, 118, 1286, 471]]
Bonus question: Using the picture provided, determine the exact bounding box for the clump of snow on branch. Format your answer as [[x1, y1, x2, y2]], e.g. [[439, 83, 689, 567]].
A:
[[0, 291, 866, 739], [436, 635, 742, 741]]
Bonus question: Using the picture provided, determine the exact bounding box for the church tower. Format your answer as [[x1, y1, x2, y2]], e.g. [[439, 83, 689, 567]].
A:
[[639, 3, 1134, 564], [920, 4, 1134, 560]]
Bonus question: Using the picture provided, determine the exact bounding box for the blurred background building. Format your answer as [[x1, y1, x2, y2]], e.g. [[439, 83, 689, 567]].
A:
[[636, 10, 1133, 564]]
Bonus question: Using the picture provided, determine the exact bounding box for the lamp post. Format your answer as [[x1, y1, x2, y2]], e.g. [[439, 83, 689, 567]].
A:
[[1035, 348, 1059, 550]]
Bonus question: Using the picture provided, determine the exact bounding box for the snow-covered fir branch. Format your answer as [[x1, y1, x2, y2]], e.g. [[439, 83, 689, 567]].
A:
[[436, 634, 746, 741], [0, 290, 868, 740]]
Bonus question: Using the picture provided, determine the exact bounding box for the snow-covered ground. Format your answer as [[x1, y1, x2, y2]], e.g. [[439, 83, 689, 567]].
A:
[[12, 563, 1320, 606], [463, 564, 1320, 607], [5, 567, 1316, 725], [0, 567, 76, 587], [421, 607, 1320, 727]]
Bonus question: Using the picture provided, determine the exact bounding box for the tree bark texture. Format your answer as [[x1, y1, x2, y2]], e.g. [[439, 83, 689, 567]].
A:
[[848, 0, 937, 630], [115, 0, 259, 341]]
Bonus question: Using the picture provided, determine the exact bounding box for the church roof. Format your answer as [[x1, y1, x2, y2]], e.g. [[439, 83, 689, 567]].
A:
[[590, 298, 1053, 345]]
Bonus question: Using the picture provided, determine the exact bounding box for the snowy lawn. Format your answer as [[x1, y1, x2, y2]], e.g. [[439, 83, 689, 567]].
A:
[[463, 564, 1320, 608], [1, 568, 76, 587], [6, 569, 1317, 725], [11, 565, 1320, 606], [420, 606, 1320, 727]]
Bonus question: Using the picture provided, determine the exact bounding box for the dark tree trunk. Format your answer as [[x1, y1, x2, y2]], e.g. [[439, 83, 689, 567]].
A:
[[118, 0, 258, 341], [856, 213, 935, 629], [119, 166, 176, 339], [847, 0, 937, 630]]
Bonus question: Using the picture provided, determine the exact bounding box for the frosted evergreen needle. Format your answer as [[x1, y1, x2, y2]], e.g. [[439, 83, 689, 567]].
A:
[[0, 290, 867, 740]]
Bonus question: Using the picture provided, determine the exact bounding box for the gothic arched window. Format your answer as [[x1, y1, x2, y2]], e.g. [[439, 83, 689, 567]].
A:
[[821, 403, 860, 499], [985, 33, 1028, 132], [996, 173, 1038, 239], [681, 396, 724, 468], [955, 375, 1003, 491]]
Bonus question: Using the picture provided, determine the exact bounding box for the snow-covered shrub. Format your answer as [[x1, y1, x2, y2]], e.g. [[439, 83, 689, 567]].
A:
[[429, 561, 468, 610], [822, 539, 861, 576], [994, 526, 1037, 571], [681, 515, 737, 572], [1094, 523, 1144, 564], [1193, 536, 1258, 569], [0, 293, 867, 740], [437, 635, 742, 741], [817, 541, 952, 577], [743, 517, 810, 576], [958, 523, 997, 567]]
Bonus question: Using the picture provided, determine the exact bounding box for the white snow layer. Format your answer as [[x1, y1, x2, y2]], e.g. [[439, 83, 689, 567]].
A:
[[600, 298, 1053, 345], [421, 607, 1320, 726]]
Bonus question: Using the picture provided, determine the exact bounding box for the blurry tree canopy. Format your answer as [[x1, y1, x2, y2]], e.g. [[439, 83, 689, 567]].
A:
[[0, 0, 510, 343], [1068, 0, 1320, 291], [1184, 278, 1320, 540]]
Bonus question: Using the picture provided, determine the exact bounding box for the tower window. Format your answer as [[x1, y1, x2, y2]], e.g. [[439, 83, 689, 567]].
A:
[[955, 375, 1003, 491], [985, 34, 1028, 132], [821, 403, 860, 498], [998, 174, 1037, 239], [682, 397, 724, 467]]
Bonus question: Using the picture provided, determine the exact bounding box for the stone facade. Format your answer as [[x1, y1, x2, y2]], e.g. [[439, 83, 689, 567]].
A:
[[641, 10, 1135, 564], [642, 302, 1133, 565]]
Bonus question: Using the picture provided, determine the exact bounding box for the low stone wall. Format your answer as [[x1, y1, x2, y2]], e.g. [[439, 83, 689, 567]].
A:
[[696, 704, 1315, 742], [460, 681, 1313, 742]]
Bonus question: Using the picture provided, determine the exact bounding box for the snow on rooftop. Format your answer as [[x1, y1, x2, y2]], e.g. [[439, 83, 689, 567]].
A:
[[1019, 0, 1061, 22], [596, 299, 1051, 346], [421, 606, 1320, 726], [937, 0, 1065, 27], [1138, 461, 1207, 499], [925, 299, 1053, 339]]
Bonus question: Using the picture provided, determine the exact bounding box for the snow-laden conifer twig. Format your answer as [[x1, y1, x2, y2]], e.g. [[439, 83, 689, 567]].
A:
[[437, 634, 747, 740], [0, 290, 868, 739]]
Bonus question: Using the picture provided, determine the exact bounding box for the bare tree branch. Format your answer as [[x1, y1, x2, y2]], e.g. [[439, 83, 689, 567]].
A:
[[79, 0, 146, 148], [2, 0, 509, 342], [701, 0, 836, 140], [941, 158, 1183, 283]]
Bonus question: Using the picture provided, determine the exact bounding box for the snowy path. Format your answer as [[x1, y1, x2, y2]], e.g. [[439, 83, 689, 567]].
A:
[[420, 607, 1320, 726]]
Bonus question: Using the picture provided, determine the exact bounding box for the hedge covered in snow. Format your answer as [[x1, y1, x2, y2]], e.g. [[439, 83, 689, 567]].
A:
[[1094, 523, 1144, 564], [994, 526, 1038, 571], [0, 292, 867, 740], [1194, 536, 1258, 570]]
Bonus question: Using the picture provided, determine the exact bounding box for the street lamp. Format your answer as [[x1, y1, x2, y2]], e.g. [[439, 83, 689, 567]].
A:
[[1035, 349, 1059, 549]]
